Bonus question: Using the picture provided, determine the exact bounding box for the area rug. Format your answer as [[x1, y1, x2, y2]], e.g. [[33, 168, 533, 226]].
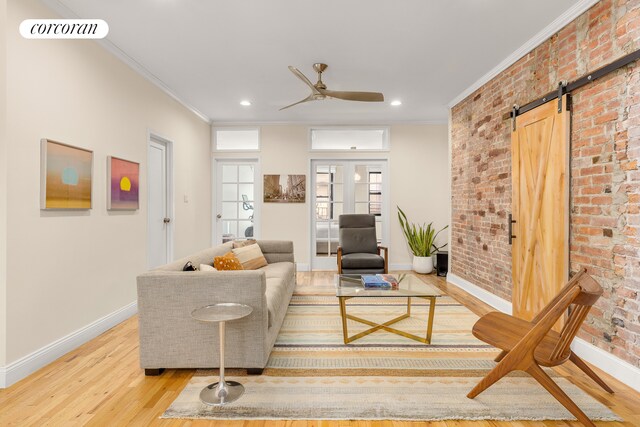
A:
[[162, 375, 620, 421], [162, 290, 621, 421]]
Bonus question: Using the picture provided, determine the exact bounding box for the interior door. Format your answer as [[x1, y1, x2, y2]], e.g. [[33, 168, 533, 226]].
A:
[[148, 138, 171, 268], [512, 95, 570, 324], [215, 161, 258, 243], [311, 160, 387, 270]]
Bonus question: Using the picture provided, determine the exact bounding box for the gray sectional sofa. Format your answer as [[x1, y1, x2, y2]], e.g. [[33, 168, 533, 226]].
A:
[[136, 240, 295, 375]]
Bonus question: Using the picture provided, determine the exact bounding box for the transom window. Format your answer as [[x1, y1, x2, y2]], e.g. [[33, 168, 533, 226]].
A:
[[310, 128, 389, 151], [214, 128, 260, 151]]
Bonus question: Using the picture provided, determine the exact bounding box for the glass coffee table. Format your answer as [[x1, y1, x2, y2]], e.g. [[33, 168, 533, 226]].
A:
[[335, 273, 442, 344]]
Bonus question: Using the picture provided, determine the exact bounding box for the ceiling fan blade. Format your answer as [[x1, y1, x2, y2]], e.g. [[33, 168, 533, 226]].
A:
[[288, 66, 321, 94], [320, 89, 384, 102], [279, 94, 316, 111]]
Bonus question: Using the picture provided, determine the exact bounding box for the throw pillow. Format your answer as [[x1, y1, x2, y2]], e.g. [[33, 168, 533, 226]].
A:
[[213, 252, 244, 271], [199, 264, 217, 272], [232, 243, 268, 270], [232, 239, 257, 249]]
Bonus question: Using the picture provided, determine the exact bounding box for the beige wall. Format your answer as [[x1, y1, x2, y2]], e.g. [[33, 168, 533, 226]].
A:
[[389, 125, 449, 265], [214, 124, 449, 267], [0, 0, 7, 367], [4, 0, 211, 363]]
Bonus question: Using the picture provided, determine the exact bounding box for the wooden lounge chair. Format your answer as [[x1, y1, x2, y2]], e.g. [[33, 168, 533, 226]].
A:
[[467, 269, 614, 427]]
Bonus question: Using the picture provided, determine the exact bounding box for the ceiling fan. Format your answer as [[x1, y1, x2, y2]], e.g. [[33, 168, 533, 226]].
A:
[[280, 63, 384, 110]]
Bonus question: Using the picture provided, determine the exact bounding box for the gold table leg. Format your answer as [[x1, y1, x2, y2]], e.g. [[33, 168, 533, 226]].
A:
[[338, 296, 437, 344]]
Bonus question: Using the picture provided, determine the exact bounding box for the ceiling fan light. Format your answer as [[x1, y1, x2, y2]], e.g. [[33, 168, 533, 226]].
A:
[[391, 100, 402, 106], [240, 100, 252, 106]]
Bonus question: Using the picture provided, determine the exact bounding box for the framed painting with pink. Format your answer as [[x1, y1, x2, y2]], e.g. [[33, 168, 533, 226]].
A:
[[107, 156, 140, 210], [40, 139, 93, 210]]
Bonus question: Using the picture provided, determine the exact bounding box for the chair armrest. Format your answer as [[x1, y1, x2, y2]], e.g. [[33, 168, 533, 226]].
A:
[[377, 246, 389, 273], [337, 246, 343, 274]]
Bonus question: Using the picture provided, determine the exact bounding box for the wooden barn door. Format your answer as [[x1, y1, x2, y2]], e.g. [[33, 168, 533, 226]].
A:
[[511, 95, 570, 324]]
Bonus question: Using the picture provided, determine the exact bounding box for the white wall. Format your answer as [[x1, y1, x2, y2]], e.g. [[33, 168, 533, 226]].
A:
[[4, 0, 211, 368], [0, 0, 7, 368], [213, 124, 449, 268], [389, 125, 449, 266]]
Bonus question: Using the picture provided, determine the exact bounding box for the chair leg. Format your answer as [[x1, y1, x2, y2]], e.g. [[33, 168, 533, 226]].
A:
[[526, 363, 596, 427], [570, 353, 614, 393], [467, 358, 512, 399], [494, 350, 508, 362]]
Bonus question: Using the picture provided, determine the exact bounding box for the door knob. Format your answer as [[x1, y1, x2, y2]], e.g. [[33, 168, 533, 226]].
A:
[[163, 217, 171, 224], [216, 214, 222, 219]]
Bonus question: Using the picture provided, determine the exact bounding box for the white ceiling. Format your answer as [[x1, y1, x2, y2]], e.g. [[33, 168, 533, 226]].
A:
[[49, 0, 580, 124]]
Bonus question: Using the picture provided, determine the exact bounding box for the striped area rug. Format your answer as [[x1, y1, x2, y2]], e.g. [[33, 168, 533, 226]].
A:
[[162, 284, 621, 421]]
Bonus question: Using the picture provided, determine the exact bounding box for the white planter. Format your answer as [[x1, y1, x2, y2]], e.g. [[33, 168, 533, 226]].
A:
[[412, 256, 434, 274]]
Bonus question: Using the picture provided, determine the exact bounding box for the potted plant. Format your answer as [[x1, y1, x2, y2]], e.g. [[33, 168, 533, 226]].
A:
[[397, 206, 448, 274]]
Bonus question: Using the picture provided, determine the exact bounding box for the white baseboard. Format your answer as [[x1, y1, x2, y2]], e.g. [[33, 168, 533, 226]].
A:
[[446, 272, 640, 392], [296, 263, 310, 272], [0, 301, 137, 388], [447, 272, 513, 314], [571, 337, 640, 392]]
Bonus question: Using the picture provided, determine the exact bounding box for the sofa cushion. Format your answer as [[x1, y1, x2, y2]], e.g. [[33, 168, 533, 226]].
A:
[[265, 277, 289, 328], [341, 253, 385, 269], [232, 243, 268, 270], [259, 261, 295, 279]]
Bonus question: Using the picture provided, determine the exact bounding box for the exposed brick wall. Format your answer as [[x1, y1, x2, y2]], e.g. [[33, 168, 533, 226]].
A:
[[451, 0, 640, 367]]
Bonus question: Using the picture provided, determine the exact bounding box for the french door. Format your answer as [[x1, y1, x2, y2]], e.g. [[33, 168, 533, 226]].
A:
[[310, 160, 388, 270], [214, 160, 259, 244]]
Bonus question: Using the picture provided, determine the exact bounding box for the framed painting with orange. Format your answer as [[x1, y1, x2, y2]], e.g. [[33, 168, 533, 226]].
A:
[[40, 139, 93, 210], [107, 156, 140, 210]]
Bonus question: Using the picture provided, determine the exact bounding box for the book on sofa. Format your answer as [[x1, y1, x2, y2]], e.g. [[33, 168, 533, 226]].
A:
[[361, 274, 398, 289]]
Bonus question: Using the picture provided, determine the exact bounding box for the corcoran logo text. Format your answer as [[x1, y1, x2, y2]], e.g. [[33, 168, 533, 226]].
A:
[[20, 19, 109, 39]]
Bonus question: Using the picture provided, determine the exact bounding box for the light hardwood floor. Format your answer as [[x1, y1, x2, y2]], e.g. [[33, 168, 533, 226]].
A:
[[0, 272, 639, 426]]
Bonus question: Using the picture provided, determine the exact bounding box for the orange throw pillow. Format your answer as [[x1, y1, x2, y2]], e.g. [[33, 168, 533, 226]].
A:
[[213, 252, 244, 271]]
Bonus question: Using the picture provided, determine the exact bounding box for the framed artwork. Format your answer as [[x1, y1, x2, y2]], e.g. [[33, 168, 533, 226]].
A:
[[107, 156, 140, 210], [40, 139, 93, 209], [263, 174, 306, 203]]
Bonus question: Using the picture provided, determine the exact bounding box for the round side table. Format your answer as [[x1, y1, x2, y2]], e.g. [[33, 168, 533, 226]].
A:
[[191, 303, 253, 406]]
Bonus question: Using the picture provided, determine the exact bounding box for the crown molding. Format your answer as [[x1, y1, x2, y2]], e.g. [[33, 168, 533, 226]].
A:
[[211, 120, 448, 127], [40, 0, 211, 124], [448, 0, 600, 108]]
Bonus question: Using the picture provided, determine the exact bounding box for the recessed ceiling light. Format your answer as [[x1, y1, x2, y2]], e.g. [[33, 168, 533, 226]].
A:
[[240, 100, 251, 106], [390, 100, 402, 106]]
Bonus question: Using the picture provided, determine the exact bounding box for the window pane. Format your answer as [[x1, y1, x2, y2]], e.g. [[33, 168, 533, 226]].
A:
[[332, 202, 344, 219], [316, 202, 330, 220], [222, 202, 237, 219], [239, 202, 253, 219], [355, 203, 369, 214], [369, 203, 382, 216], [239, 221, 253, 238], [238, 165, 254, 182], [316, 171, 330, 183], [316, 183, 329, 199], [333, 184, 343, 202], [355, 183, 369, 202], [222, 165, 237, 183], [222, 184, 238, 201], [216, 129, 259, 150], [222, 220, 237, 238], [239, 183, 254, 201], [311, 129, 387, 150]]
